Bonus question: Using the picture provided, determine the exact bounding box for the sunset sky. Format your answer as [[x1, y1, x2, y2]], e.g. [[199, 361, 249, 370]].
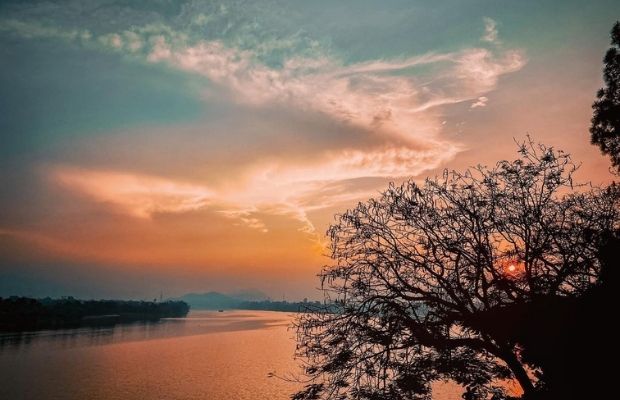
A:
[[1, 0, 618, 300]]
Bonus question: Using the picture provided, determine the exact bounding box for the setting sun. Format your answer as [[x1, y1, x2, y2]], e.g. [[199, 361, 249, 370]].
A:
[[500, 259, 525, 278]]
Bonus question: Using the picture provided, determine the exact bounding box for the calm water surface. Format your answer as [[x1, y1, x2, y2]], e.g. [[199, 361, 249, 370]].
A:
[[0, 310, 467, 400], [0, 310, 301, 400]]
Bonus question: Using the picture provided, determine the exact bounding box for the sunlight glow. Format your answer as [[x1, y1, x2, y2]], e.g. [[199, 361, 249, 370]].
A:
[[500, 260, 524, 278]]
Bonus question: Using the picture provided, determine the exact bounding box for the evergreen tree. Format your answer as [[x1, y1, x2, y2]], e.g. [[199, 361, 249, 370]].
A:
[[591, 21, 620, 170]]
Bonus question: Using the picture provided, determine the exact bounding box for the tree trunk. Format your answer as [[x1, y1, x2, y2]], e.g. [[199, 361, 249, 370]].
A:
[[501, 348, 535, 396]]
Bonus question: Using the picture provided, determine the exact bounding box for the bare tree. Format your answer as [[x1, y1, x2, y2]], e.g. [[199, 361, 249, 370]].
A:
[[294, 140, 619, 400]]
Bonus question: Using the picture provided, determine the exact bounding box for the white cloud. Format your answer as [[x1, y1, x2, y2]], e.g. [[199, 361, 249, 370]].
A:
[[99, 33, 123, 49], [147, 35, 172, 62], [482, 17, 500, 44], [470, 96, 489, 108], [454, 49, 524, 94], [142, 38, 524, 147], [123, 31, 143, 52], [218, 209, 269, 233], [0, 18, 91, 42]]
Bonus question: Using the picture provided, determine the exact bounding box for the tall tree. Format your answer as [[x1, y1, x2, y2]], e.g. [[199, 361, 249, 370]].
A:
[[591, 21, 620, 170], [294, 140, 619, 400]]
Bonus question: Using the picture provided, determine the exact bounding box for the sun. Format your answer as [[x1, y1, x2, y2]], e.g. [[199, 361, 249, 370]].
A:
[[500, 260, 524, 278]]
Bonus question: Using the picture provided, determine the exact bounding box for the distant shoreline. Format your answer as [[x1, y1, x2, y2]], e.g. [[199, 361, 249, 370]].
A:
[[0, 297, 190, 332], [188, 301, 322, 313], [175, 291, 324, 312]]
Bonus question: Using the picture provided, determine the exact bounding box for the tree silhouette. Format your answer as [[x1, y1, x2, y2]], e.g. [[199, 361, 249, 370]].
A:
[[591, 21, 620, 171], [294, 140, 619, 400]]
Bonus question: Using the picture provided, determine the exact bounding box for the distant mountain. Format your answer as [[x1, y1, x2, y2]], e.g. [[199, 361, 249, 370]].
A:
[[176, 292, 242, 310], [176, 290, 318, 311], [227, 289, 268, 302]]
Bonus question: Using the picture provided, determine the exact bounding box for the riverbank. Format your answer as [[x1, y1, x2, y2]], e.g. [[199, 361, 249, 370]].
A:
[[0, 297, 190, 332]]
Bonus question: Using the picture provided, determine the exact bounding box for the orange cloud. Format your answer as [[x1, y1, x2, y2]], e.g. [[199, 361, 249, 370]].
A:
[[50, 139, 460, 239], [53, 167, 213, 218]]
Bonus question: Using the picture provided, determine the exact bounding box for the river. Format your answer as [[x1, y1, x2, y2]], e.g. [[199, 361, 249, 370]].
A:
[[0, 310, 469, 400]]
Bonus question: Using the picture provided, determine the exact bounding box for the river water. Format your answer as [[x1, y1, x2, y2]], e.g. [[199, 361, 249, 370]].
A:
[[0, 310, 468, 400]]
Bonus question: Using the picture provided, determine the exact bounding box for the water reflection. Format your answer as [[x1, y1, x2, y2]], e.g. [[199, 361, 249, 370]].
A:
[[0, 310, 301, 400], [0, 311, 289, 353], [0, 311, 470, 400]]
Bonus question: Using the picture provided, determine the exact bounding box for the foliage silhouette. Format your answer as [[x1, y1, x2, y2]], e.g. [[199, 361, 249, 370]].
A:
[[591, 21, 620, 171], [495, 229, 618, 400], [294, 140, 619, 400]]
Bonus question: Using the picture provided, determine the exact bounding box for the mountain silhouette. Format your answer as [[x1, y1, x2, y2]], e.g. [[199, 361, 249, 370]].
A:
[[176, 290, 267, 310]]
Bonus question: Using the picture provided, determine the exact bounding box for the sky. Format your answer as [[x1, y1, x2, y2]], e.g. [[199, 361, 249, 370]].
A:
[[1, 0, 619, 300]]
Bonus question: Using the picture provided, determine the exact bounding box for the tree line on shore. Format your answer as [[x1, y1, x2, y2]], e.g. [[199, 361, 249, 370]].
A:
[[0, 296, 190, 332]]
